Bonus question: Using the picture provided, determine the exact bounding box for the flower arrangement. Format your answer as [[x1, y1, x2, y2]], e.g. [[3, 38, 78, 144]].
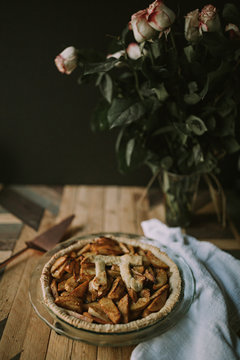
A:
[[55, 1, 240, 180]]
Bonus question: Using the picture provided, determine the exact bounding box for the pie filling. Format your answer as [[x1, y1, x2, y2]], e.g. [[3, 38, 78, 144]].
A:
[[41, 236, 181, 333]]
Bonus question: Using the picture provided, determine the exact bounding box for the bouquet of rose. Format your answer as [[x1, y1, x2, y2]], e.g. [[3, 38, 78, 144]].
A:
[[55, 1, 240, 179]]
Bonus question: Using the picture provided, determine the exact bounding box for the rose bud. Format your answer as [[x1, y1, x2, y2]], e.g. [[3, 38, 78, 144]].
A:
[[54, 46, 78, 75], [185, 9, 201, 43], [106, 50, 125, 60], [127, 43, 147, 60], [199, 5, 221, 33], [147, 0, 176, 32], [130, 9, 157, 43], [225, 23, 240, 39]]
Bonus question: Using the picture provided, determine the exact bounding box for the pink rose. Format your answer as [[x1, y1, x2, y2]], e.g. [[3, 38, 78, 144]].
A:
[[54, 46, 78, 75], [225, 23, 240, 39], [199, 5, 221, 33], [185, 9, 200, 42], [130, 9, 157, 43], [147, 0, 176, 32], [127, 43, 146, 60]]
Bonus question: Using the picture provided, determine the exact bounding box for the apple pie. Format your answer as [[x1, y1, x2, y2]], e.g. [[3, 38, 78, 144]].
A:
[[40, 235, 181, 333]]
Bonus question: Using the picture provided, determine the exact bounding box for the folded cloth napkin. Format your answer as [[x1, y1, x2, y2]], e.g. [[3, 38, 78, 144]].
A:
[[131, 219, 240, 360]]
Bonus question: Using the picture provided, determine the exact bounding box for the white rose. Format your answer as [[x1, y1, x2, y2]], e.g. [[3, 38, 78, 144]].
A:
[[127, 43, 147, 60], [54, 46, 78, 75], [130, 9, 157, 43], [185, 9, 200, 43], [199, 5, 221, 33], [147, 0, 176, 32]]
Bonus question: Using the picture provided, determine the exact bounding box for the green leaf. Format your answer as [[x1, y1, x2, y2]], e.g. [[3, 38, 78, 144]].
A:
[[221, 136, 240, 154], [184, 93, 201, 105], [107, 98, 145, 128], [184, 45, 195, 63], [99, 73, 113, 103], [186, 115, 207, 136], [199, 76, 209, 99], [208, 61, 232, 91], [116, 130, 147, 173], [126, 138, 135, 167], [95, 72, 104, 86], [150, 40, 161, 59], [184, 77, 209, 105], [167, 102, 182, 120], [192, 144, 204, 165], [115, 127, 125, 153], [152, 83, 169, 102], [194, 153, 218, 173], [152, 125, 175, 136], [205, 116, 216, 131], [167, 47, 178, 74], [217, 97, 236, 118], [201, 32, 229, 57], [84, 58, 120, 75], [91, 99, 110, 131], [160, 156, 173, 170]]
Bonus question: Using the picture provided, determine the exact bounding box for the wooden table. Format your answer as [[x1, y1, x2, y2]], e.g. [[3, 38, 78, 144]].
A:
[[0, 185, 239, 360]]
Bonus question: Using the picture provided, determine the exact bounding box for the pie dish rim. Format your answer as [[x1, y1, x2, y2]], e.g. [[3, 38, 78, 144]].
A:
[[40, 233, 182, 333]]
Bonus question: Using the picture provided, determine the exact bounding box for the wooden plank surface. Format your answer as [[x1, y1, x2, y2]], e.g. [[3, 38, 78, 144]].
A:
[[0, 185, 239, 360], [0, 211, 55, 359]]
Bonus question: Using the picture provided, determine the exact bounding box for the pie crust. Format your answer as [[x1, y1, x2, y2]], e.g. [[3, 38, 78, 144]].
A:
[[40, 235, 181, 333]]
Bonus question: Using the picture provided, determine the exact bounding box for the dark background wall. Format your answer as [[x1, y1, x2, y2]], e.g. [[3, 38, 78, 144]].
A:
[[0, 0, 238, 186]]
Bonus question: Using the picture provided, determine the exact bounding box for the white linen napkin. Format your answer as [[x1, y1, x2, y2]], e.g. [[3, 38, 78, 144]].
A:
[[131, 219, 240, 360]]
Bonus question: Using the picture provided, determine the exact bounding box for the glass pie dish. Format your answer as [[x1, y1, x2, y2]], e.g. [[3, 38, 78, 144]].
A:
[[29, 232, 195, 346]]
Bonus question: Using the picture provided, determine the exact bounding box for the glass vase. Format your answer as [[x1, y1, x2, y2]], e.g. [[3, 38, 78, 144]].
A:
[[159, 170, 200, 228]]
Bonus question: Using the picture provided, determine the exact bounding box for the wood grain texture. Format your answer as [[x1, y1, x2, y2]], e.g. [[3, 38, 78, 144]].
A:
[[45, 186, 77, 360], [20, 309, 51, 360], [0, 225, 36, 322], [0, 211, 55, 359], [0, 185, 239, 360]]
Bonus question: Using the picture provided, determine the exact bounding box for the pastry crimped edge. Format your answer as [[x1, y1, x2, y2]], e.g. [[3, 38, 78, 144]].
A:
[[40, 236, 181, 333]]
